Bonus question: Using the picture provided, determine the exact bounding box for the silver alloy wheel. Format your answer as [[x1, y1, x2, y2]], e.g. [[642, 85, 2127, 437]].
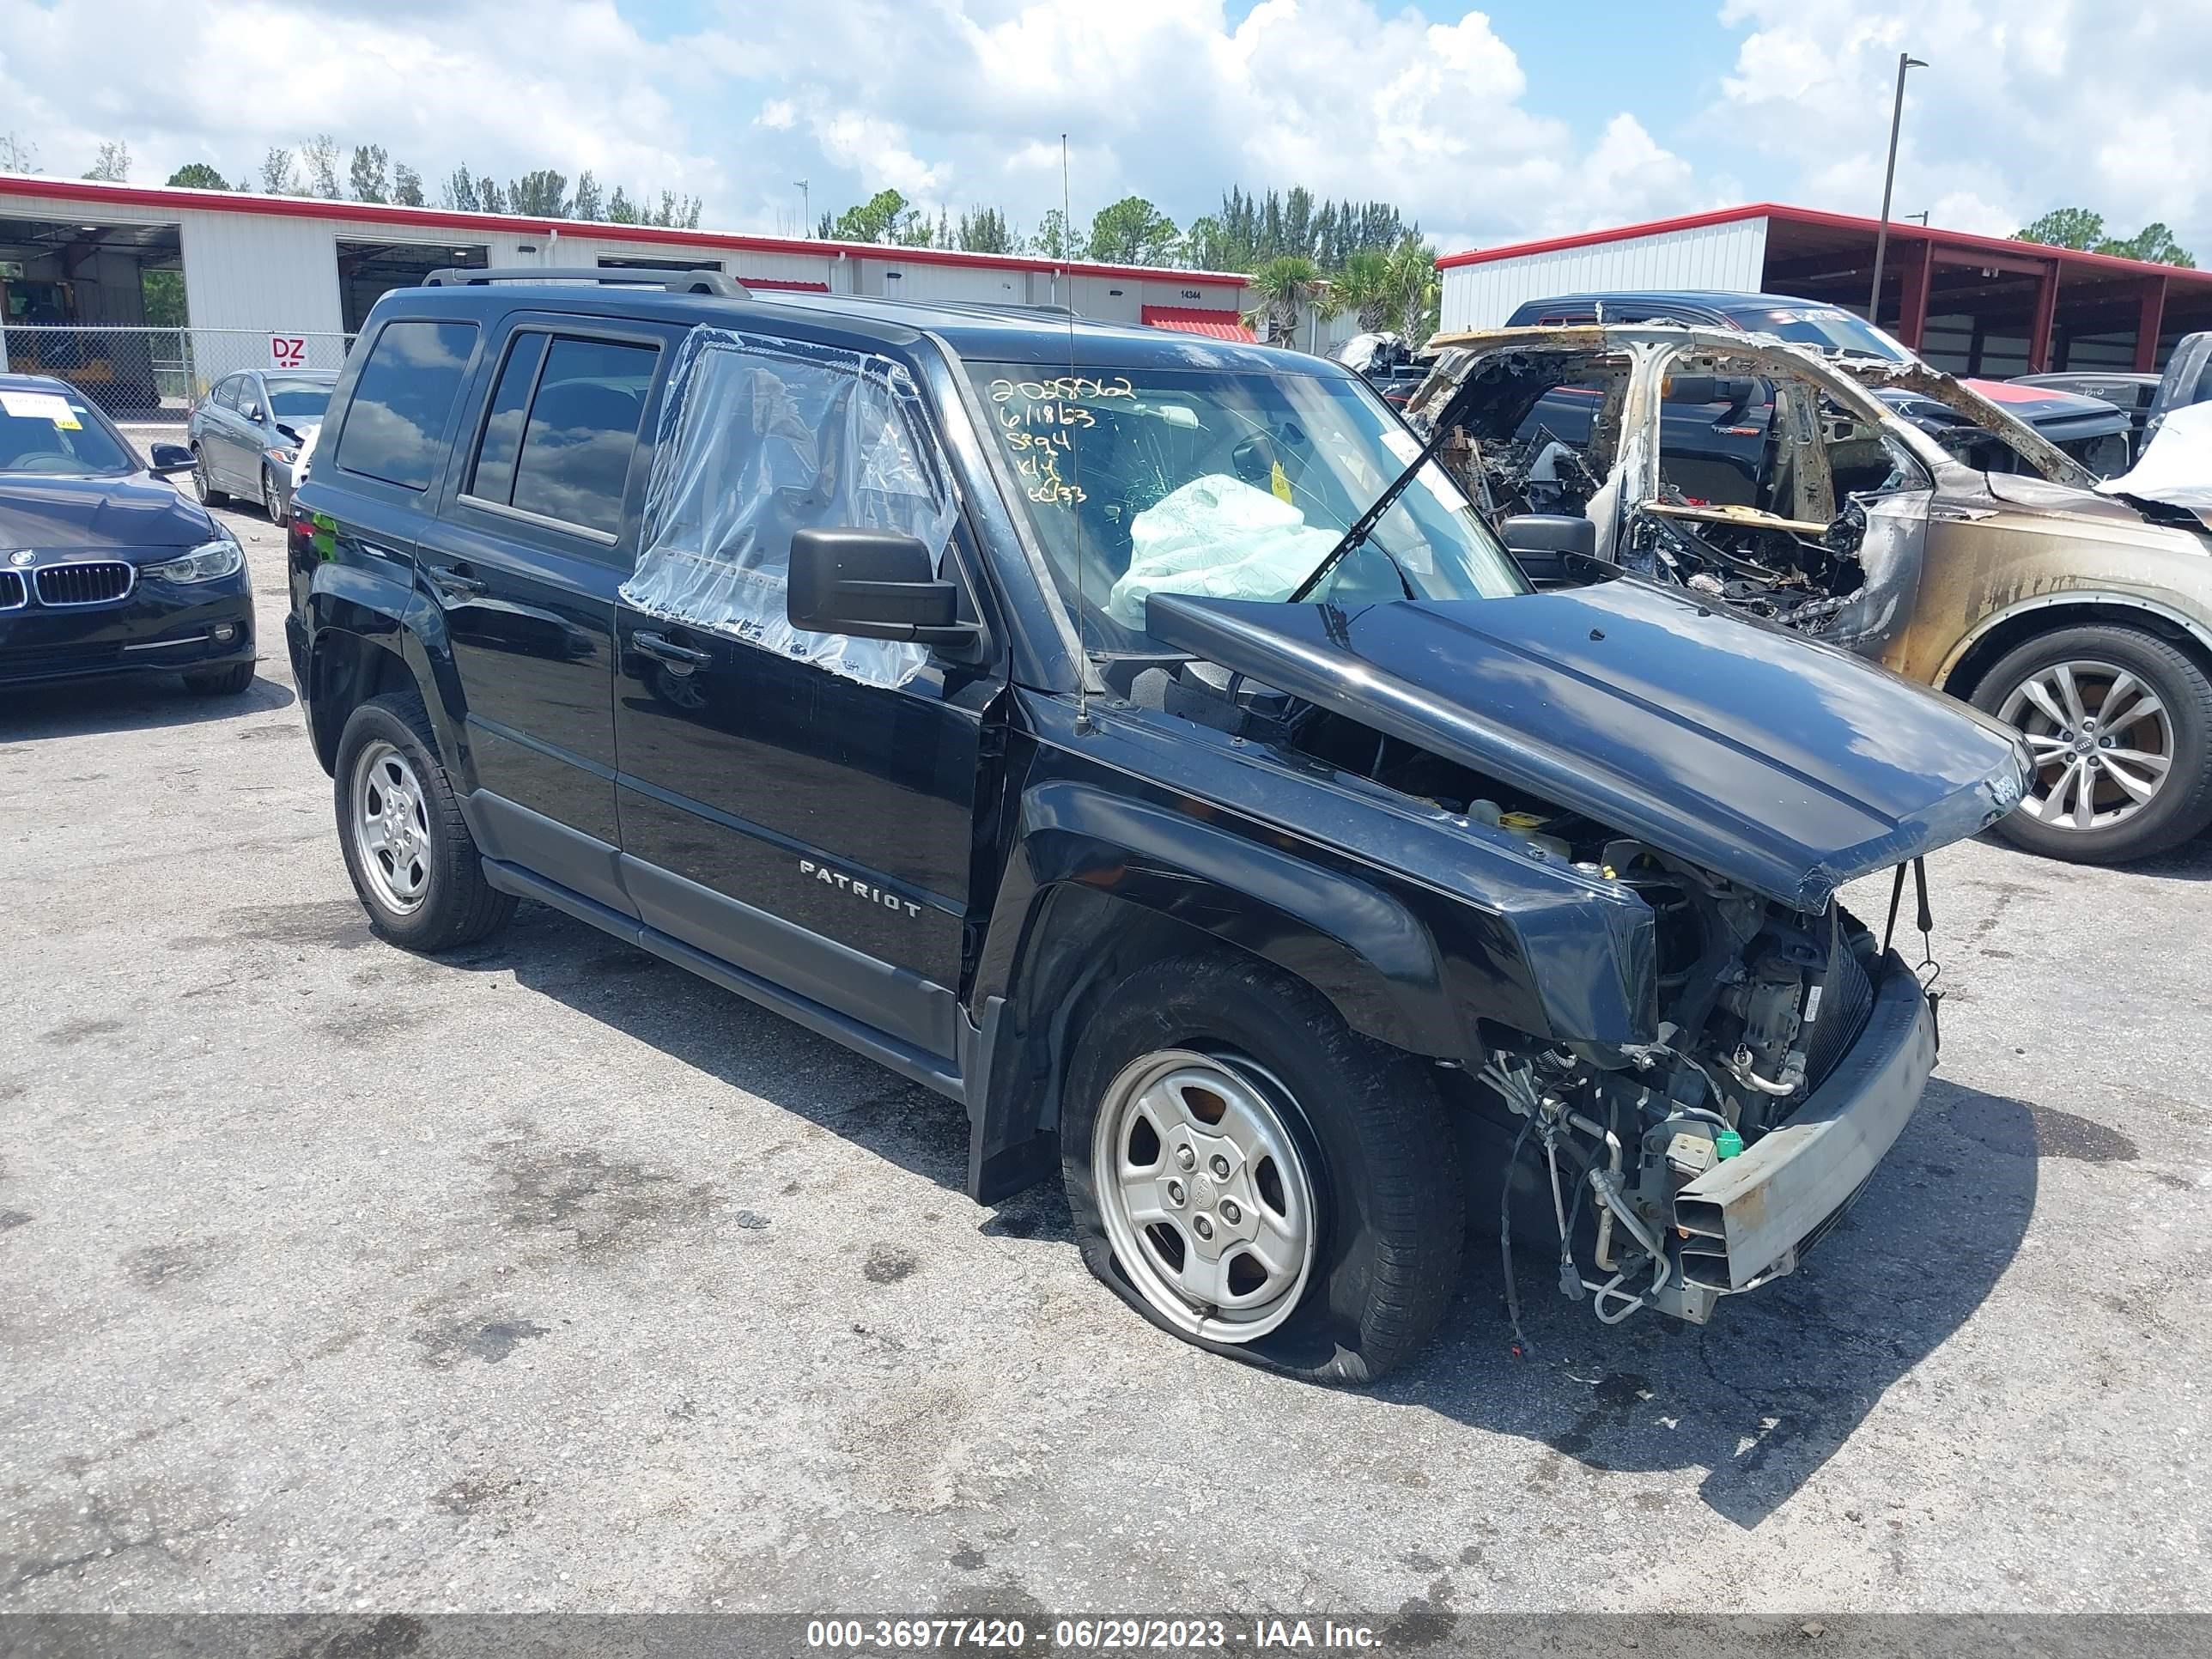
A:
[[1999, 657, 2175, 834], [1091, 1048, 1317, 1344], [192, 447, 214, 502], [263, 465, 284, 526], [351, 739, 433, 914]]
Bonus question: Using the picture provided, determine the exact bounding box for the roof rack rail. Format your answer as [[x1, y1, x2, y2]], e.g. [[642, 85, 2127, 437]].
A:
[[423, 265, 750, 299]]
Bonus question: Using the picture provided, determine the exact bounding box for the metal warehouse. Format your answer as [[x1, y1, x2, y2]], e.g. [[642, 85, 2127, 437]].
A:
[[0, 173, 1252, 421], [1438, 202, 2212, 377]]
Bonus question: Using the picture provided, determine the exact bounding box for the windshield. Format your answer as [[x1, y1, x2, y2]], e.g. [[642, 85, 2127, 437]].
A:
[[0, 387, 136, 476], [969, 362, 1525, 649], [265, 379, 333, 421], [1726, 307, 1915, 364]]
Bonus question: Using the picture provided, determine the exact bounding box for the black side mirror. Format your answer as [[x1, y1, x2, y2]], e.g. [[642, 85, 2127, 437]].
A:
[[148, 441, 195, 477], [1499, 513, 1598, 586], [788, 527, 982, 655]]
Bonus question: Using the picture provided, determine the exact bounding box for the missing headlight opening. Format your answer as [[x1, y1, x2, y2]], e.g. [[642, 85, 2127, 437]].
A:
[[1271, 693, 1893, 1332]]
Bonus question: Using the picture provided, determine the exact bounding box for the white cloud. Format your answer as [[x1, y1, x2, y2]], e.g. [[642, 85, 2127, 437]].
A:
[[1715, 0, 2212, 254]]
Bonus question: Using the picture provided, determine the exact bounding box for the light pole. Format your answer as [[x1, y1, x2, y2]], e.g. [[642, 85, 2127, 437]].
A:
[[1868, 52, 1927, 325], [795, 179, 810, 236]]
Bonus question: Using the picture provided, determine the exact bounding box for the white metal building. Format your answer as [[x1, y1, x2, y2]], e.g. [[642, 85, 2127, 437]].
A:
[[0, 172, 1255, 385]]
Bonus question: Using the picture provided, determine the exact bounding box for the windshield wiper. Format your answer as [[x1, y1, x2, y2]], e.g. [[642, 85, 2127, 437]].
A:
[[1287, 404, 1463, 604]]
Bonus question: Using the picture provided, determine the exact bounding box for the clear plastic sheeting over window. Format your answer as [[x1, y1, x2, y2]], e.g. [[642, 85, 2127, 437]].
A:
[[621, 328, 958, 688]]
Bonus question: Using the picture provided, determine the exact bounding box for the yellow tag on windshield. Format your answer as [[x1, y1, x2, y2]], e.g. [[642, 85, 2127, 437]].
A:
[[1270, 459, 1292, 504]]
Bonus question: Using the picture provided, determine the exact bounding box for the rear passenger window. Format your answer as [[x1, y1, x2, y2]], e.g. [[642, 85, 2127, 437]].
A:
[[466, 332, 549, 507], [508, 337, 658, 536], [334, 319, 479, 490]]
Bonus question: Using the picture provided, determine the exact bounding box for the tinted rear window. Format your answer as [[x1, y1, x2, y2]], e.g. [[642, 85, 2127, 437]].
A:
[[507, 337, 658, 536], [334, 320, 479, 490]]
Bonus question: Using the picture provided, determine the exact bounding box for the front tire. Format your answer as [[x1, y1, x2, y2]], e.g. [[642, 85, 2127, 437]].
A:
[[332, 691, 515, 952], [1972, 623, 2212, 864], [262, 464, 289, 526], [1060, 951, 1466, 1384]]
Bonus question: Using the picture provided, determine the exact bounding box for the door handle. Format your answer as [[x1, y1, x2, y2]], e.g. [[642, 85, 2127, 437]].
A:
[[427, 564, 487, 598], [633, 629, 710, 666]]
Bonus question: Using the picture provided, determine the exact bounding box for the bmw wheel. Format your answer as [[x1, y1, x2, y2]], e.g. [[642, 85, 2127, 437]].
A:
[[1973, 623, 2212, 863]]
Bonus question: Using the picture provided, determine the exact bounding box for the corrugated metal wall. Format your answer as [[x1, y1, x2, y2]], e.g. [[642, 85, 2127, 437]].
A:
[[1439, 217, 1771, 331]]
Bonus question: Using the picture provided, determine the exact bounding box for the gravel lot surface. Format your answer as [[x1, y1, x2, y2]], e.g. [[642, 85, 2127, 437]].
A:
[[3, 503, 2208, 1620]]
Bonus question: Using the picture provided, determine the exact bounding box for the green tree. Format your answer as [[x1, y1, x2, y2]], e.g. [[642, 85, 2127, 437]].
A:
[[571, 170, 603, 221], [1247, 253, 1324, 343], [1029, 208, 1079, 259], [348, 143, 390, 204], [1332, 248, 1395, 331], [1086, 195, 1180, 265], [142, 268, 187, 327], [300, 134, 342, 198], [608, 186, 639, 224], [391, 164, 424, 207], [2014, 208, 2106, 250], [166, 161, 228, 190], [1382, 234, 1442, 338], [827, 188, 912, 244], [2103, 222, 2196, 268], [477, 177, 507, 216], [83, 140, 131, 182], [2016, 206, 2195, 269], [440, 167, 478, 211], [259, 147, 300, 194], [507, 169, 569, 216], [957, 207, 1013, 253]]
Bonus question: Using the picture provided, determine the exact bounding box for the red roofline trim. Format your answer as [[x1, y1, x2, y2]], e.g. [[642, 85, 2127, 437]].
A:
[[1435, 202, 2212, 287], [0, 172, 1252, 289]]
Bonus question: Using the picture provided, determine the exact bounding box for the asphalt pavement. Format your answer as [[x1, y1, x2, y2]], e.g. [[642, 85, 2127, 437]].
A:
[[2, 504, 2207, 1620]]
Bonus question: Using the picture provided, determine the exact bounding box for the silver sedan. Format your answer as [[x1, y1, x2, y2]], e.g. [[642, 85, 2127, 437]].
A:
[[185, 368, 337, 525]]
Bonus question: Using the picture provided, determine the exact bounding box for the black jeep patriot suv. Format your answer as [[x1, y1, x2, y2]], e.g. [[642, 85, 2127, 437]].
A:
[[288, 269, 2028, 1382]]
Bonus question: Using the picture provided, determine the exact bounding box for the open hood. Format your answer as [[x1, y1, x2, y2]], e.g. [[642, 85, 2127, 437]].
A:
[[1146, 581, 2030, 912]]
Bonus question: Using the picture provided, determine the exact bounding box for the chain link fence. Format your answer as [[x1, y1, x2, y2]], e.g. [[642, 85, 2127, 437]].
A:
[[0, 326, 355, 430]]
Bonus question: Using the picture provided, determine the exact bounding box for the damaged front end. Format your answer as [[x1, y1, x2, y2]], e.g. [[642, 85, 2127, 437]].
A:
[[1477, 862, 1934, 1328], [1143, 584, 2026, 1330]]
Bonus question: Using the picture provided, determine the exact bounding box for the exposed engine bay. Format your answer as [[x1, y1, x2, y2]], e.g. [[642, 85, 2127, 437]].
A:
[[1406, 324, 2147, 661], [1116, 654, 1899, 1328]]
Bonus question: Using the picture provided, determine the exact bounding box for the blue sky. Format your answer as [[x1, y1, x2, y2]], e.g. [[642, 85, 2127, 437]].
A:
[[4, 0, 2209, 259]]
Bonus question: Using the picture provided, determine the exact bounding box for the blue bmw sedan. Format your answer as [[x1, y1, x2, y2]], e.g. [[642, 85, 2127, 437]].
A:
[[1, 374, 255, 696]]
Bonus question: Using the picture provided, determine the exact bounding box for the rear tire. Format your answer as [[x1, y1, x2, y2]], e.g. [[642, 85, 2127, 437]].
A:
[[332, 690, 515, 952], [1971, 623, 2212, 864], [1060, 951, 1466, 1384], [182, 661, 255, 696]]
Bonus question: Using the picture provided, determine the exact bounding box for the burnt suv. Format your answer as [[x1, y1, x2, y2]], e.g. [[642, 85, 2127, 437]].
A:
[[287, 270, 2027, 1382]]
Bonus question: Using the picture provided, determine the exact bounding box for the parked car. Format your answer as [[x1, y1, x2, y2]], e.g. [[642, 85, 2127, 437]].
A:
[[0, 373, 256, 695], [1503, 291, 2136, 477], [188, 368, 337, 525], [289, 270, 2027, 1382], [1407, 322, 2212, 864], [2017, 330, 2212, 460]]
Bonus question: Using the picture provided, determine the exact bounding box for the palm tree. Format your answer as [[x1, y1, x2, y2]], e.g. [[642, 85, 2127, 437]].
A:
[[1246, 254, 1324, 345], [1382, 236, 1442, 341], [1334, 250, 1395, 332]]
